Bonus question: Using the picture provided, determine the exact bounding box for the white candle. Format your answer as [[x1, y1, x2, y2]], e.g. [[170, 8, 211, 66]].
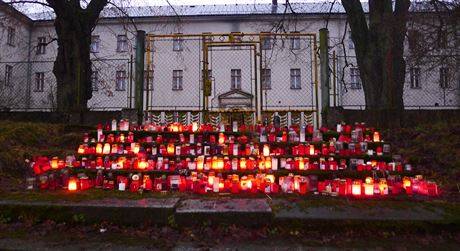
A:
[[119, 181, 125, 191]]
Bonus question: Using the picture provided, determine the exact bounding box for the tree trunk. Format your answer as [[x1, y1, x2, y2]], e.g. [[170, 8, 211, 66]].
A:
[[54, 20, 92, 112], [47, 0, 108, 112], [342, 0, 410, 111]]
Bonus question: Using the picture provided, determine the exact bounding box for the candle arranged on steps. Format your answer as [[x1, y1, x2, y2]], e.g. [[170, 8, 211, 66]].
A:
[[28, 120, 439, 197]]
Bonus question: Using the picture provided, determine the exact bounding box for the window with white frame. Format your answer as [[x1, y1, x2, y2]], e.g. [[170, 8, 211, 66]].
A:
[[290, 68, 301, 89], [290, 32, 300, 50], [116, 35, 128, 52], [261, 34, 272, 50], [7, 27, 15, 46], [115, 70, 127, 91], [350, 67, 361, 89], [172, 70, 183, 90], [200, 69, 212, 90], [5, 65, 13, 87], [409, 67, 421, 89], [262, 68, 271, 90], [37, 37, 46, 54], [144, 69, 154, 90], [440, 67, 449, 88], [91, 70, 99, 91], [91, 35, 100, 53], [231, 69, 241, 90], [34, 72, 45, 92], [173, 34, 184, 51]]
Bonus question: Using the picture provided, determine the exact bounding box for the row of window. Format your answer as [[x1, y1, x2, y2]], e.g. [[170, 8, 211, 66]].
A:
[[90, 33, 303, 53], [3, 65, 45, 91], [5, 26, 47, 54], [3, 64, 452, 93], [90, 68, 302, 92], [167, 69, 301, 91], [4, 30, 125, 54], [6, 29, 303, 54], [349, 67, 453, 89], [171, 33, 302, 51], [5, 26, 453, 55], [409, 67, 451, 89]]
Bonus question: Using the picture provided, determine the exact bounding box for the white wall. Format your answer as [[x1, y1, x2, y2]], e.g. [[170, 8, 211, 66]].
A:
[[0, 8, 458, 112], [0, 6, 32, 110]]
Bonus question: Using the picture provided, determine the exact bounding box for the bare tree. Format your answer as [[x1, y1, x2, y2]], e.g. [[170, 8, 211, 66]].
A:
[[342, 0, 410, 112], [407, 0, 460, 102], [7, 0, 109, 112]]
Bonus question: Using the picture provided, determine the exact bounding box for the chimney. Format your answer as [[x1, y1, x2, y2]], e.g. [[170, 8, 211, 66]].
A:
[[272, 0, 278, 14]]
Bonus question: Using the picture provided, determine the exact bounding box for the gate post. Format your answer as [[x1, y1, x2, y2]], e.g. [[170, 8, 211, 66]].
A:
[[319, 28, 330, 126], [135, 30, 146, 123]]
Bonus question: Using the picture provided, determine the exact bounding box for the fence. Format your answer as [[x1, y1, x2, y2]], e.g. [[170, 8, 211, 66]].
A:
[[329, 54, 460, 109], [89, 58, 133, 110], [0, 61, 54, 111], [0, 59, 132, 111], [146, 33, 319, 127]]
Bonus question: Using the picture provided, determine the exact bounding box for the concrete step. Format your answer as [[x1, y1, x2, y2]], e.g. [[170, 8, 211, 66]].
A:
[[0, 197, 458, 227], [175, 198, 272, 227], [0, 198, 179, 225]]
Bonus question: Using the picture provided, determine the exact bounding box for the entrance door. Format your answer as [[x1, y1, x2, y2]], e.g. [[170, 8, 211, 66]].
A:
[[202, 34, 260, 125]]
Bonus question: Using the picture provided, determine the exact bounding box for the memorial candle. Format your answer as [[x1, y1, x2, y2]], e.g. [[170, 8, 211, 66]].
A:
[[68, 177, 78, 191], [373, 132, 380, 142], [352, 180, 362, 196], [263, 144, 270, 157]]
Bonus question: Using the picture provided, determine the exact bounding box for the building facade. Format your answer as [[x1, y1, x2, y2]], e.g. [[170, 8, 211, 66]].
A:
[[0, 1, 459, 118]]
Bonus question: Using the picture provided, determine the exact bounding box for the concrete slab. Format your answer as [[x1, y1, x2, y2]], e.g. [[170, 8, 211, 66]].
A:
[[175, 198, 272, 226], [273, 199, 447, 223], [176, 198, 271, 213], [0, 198, 179, 225], [0, 198, 180, 209]]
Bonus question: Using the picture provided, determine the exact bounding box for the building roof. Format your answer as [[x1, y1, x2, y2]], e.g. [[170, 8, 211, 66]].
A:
[[22, 1, 453, 21], [0, 0, 33, 25], [27, 2, 361, 21]]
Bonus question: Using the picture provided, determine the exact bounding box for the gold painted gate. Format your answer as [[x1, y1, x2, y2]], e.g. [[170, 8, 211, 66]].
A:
[[145, 32, 319, 127]]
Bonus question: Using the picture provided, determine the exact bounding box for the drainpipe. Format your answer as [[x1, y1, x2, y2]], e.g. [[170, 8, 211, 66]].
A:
[[272, 0, 278, 14]]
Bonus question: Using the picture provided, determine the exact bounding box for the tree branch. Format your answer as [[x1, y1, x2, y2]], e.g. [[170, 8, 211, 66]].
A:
[[341, 0, 369, 58], [85, 0, 108, 27]]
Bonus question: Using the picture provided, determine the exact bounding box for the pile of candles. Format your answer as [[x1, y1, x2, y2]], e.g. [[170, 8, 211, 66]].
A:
[[63, 120, 401, 173], [28, 120, 439, 197], [33, 171, 439, 197], [32, 155, 404, 174]]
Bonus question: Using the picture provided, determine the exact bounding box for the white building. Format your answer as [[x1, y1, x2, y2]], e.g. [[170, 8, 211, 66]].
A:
[[0, 1, 459, 122]]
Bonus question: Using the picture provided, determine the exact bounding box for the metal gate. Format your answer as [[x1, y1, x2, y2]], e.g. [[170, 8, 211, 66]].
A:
[[145, 32, 319, 127]]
